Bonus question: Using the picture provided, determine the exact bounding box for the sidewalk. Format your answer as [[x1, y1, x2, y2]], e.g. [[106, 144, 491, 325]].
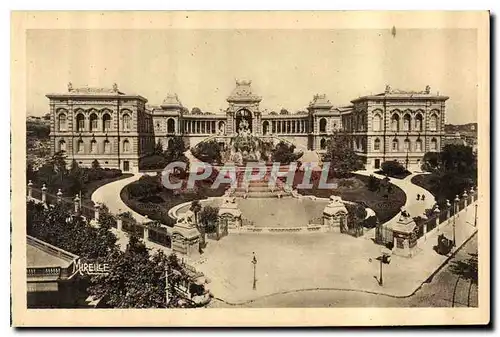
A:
[[356, 170, 436, 239], [196, 202, 477, 304], [91, 173, 147, 222], [91, 173, 174, 253]]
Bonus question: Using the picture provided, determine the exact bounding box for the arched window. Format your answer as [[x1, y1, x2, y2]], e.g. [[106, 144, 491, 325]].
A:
[[262, 121, 269, 135], [429, 113, 439, 131], [319, 118, 327, 133], [218, 121, 225, 134], [103, 113, 111, 132], [320, 138, 327, 150], [415, 139, 422, 152], [90, 113, 98, 132], [404, 139, 410, 151], [123, 139, 130, 153], [391, 114, 400, 132], [104, 140, 111, 154], [58, 139, 66, 152], [77, 140, 84, 153], [403, 114, 411, 131], [431, 138, 438, 151], [415, 114, 423, 131], [374, 138, 381, 151], [373, 114, 382, 131], [90, 140, 97, 154], [392, 139, 399, 152], [122, 114, 131, 131], [58, 113, 67, 131], [76, 114, 85, 132], [167, 118, 175, 133]]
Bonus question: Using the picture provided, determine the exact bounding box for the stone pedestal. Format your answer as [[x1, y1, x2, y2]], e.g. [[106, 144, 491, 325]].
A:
[[218, 196, 242, 230], [389, 210, 417, 257], [172, 210, 201, 257], [322, 196, 348, 232]]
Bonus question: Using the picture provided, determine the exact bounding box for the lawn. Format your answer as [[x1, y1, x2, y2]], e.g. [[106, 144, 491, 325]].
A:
[[121, 174, 229, 226], [295, 172, 406, 224], [411, 174, 439, 196]]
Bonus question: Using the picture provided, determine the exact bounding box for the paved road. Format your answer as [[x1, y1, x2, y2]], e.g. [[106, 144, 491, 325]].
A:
[[208, 233, 478, 308]]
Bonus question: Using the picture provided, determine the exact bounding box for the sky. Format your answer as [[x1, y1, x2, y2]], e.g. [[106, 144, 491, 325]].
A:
[[26, 29, 477, 124]]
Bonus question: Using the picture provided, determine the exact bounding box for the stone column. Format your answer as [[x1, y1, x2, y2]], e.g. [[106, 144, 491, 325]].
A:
[[74, 194, 80, 213], [143, 215, 149, 242], [446, 199, 451, 219], [94, 202, 100, 221], [455, 195, 460, 218], [434, 206, 441, 231], [463, 190, 468, 208], [27, 180, 33, 199], [41, 184, 47, 204], [116, 215, 123, 231], [56, 189, 63, 203], [470, 187, 476, 202]]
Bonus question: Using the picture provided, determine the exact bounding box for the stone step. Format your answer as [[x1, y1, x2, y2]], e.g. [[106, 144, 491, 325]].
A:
[[232, 191, 292, 198], [234, 186, 281, 193]]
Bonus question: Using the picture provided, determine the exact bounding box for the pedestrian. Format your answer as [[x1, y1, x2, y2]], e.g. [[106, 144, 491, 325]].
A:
[[417, 194, 420, 201], [421, 194, 426, 201]]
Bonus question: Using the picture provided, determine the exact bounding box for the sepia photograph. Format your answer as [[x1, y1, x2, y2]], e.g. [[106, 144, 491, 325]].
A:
[[11, 11, 490, 326]]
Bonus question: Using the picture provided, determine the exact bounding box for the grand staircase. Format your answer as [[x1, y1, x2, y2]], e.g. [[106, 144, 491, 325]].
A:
[[231, 167, 292, 198]]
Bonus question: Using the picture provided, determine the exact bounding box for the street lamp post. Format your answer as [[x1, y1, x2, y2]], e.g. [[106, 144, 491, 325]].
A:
[[453, 195, 460, 247], [165, 265, 170, 307], [474, 203, 478, 227], [378, 246, 392, 286], [405, 133, 410, 171], [251, 252, 257, 290]]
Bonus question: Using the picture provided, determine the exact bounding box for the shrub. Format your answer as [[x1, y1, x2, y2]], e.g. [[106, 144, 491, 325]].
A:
[[381, 160, 408, 177], [338, 179, 355, 189], [139, 155, 169, 171], [367, 174, 380, 192]]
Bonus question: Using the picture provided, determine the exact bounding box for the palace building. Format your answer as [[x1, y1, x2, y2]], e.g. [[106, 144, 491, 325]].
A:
[[47, 81, 447, 172]]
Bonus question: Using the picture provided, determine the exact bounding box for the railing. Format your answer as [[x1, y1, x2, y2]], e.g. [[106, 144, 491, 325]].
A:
[[27, 266, 61, 277]]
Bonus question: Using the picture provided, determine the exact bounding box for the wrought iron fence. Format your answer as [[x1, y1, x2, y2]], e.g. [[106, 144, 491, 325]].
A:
[[122, 218, 145, 238], [148, 227, 172, 248]]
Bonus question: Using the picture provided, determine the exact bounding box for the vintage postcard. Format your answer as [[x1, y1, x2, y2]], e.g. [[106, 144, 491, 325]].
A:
[[11, 11, 490, 326]]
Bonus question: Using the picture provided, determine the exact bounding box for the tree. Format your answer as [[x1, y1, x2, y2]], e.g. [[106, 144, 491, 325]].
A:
[[164, 136, 189, 168], [26, 201, 118, 260], [191, 107, 202, 115], [88, 237, 194, 308], [421, 152, 441, 172], [380, 160, 407, 177], [198, 206, 219, 248], [323, 132, 365, 178], [440, 144, 477, 178], [189, 200, 202, 227], [271, 141, 303, 165], [154, 141, 164, 156], [367, 174, 380, 192], [191, 140, 222, 164], [92, 159, 101, 170]]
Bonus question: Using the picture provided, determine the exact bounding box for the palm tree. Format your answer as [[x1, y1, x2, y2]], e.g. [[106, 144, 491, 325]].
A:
[[198, 206, 219, 248], [189, 200, 202, 227]]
